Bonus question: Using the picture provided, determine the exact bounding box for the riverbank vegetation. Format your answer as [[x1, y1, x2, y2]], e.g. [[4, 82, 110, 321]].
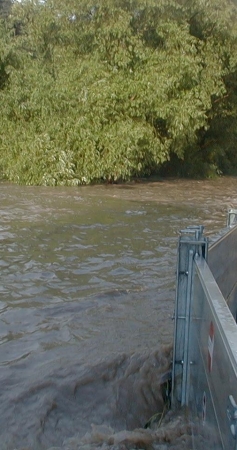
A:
[[0, 0, 237, 185]]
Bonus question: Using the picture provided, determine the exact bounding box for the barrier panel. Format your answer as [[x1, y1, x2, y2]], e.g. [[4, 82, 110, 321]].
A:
[[172, 217, 237, 449], [208, 224, 237, 320]]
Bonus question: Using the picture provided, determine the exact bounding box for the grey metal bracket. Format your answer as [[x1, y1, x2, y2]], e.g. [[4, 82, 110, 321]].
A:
[[172, 226, 208, 408], [228, 209, 237, 228], [179, 225, 208, 261]]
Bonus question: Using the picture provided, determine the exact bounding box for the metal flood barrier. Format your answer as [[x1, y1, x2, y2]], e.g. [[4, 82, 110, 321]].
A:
[[172, 210, 237, 449]]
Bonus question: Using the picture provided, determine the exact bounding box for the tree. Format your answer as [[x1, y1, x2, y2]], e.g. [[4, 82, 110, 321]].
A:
[[0, 0, 237, 184]]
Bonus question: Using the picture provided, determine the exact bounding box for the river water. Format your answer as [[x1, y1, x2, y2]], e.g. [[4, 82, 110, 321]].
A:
[[0, 177, 236, 450]]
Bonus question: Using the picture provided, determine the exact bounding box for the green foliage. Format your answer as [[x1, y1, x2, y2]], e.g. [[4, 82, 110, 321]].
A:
[[0, 0, 237, 184]]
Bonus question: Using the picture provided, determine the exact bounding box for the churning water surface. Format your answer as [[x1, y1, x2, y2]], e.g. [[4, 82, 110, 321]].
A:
[[0, 177, 236, 450]]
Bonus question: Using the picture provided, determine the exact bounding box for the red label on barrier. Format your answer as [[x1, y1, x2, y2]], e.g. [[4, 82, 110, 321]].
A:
[[208, 321, 214, 372]]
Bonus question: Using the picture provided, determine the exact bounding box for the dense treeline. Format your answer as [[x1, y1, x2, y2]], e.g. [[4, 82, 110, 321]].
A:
[[0, 0, 237, 185]]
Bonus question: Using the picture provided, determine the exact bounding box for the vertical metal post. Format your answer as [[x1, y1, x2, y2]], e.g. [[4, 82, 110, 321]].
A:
[[227, 209, 237, 228], [172, 226, 208, 408], [181, 248, 194, 406]]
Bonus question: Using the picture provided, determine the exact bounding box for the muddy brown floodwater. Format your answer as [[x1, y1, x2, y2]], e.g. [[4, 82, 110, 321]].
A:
[[0, 177, 236, 450]]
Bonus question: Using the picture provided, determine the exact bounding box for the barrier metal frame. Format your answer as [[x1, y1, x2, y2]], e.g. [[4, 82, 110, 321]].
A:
[[172, 211, 237, 449]]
